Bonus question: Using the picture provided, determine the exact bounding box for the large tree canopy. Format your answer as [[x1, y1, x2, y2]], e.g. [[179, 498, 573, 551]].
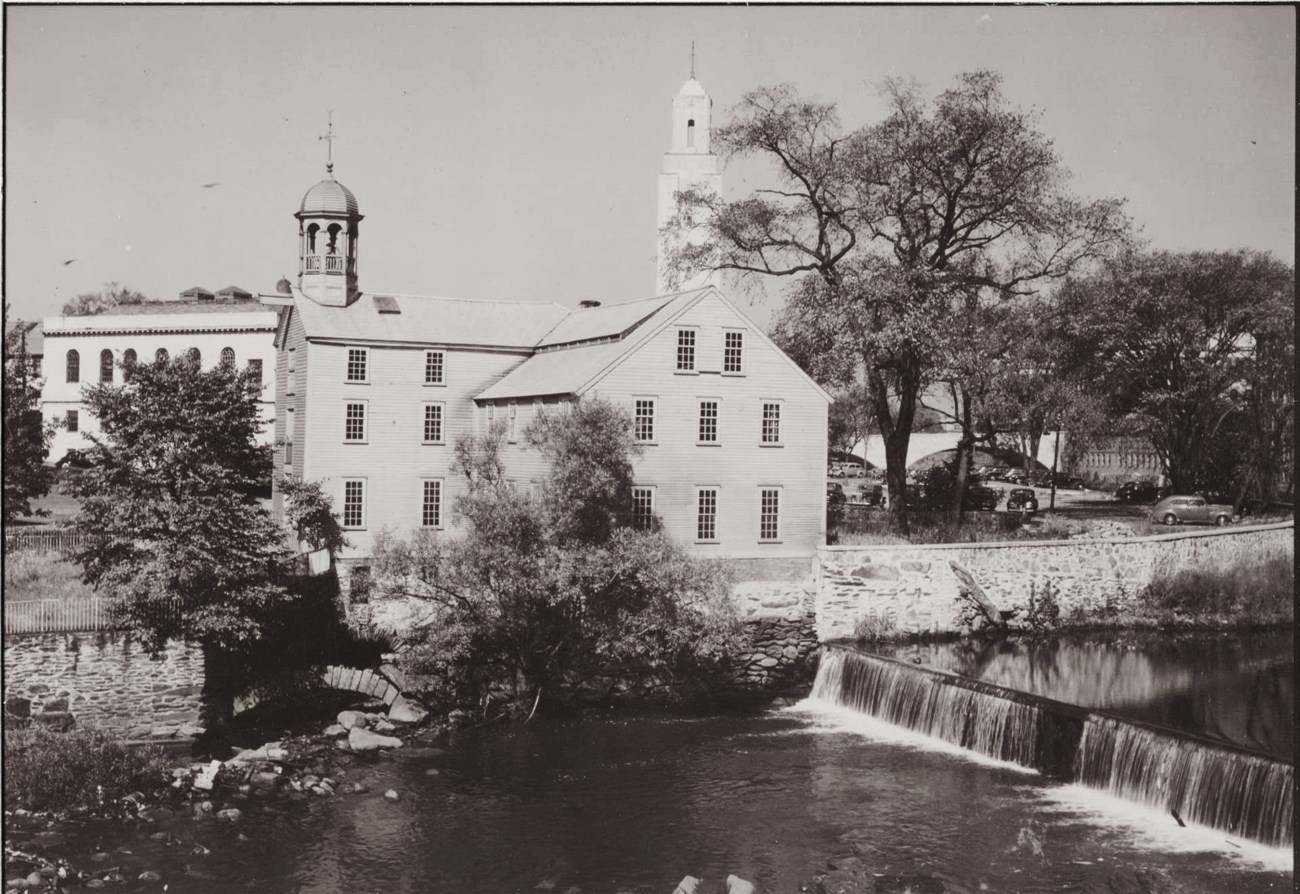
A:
[[666, 71, 1129, 529], [1061, 249, 1295, 496], [69, 354, 286, 649], [3, 305, 54, 522]]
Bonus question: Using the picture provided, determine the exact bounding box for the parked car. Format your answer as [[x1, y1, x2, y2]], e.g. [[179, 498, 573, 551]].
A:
[[1002, 469, 1032, 485], [964, 484, 1000, 512], [853, 483, 884, 507], [1115, 480, 1161, 503], [1005, 488, 1038, 515], [1151, 495, 1235, 527], [829, 461, 867, 479], [54, 449, 93, 470], [826, 482, 847, 504]]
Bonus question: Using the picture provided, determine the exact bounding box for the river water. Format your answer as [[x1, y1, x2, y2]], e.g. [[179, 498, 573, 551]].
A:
[[22, 631, 1296, 893]]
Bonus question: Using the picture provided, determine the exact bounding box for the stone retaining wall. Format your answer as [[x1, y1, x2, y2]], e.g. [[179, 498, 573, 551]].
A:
[[815, 522, 1294, 641], [2, 632, 205, 741]]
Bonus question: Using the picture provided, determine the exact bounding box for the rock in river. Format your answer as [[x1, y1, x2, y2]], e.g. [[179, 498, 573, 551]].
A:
[[348, 726, 404, 752]]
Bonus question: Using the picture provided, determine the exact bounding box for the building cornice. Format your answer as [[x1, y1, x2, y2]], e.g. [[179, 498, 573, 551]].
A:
[[43, 325, 277, 338]]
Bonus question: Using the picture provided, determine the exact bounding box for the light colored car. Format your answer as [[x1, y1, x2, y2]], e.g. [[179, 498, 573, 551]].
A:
[[1151, 495, 1235, 527], [830, 461, 867, 479]]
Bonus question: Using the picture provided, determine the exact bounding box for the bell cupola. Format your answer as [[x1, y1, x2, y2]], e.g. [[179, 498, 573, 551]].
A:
[[296, 128, 363, 307], [656, 49, 722, 295]]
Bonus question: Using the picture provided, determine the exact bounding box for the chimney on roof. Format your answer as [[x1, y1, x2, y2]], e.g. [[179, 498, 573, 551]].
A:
[[579, 300, 601, 309]]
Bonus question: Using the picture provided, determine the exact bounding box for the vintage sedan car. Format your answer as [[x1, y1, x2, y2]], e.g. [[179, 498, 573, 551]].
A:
[[1005, 487, 1038, 515], [1151, 495, 1235, 527], [964, 484, 1001, 512], [830, 461, 867, 479], [1115, 480, 1161, 503]]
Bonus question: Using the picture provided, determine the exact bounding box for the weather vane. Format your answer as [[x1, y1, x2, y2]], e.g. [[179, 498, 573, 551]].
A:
[[319, 111, 335, 173]]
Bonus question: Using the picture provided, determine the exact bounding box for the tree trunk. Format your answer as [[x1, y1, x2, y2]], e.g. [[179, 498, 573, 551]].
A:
[[868, 365, 919, 536], [948, 391, 975, 524]]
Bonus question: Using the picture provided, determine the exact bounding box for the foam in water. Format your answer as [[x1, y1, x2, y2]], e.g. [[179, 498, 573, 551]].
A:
[[812, 646, 1295, 851]]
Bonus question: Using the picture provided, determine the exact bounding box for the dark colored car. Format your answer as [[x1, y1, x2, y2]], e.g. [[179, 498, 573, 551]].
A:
[[1002, 469, 1032, 485], [1115, 480, 1161, 503], [964, 485, 1000, 511], [1006, 488, 1038, 515], [826, 482, 847, 504], [853, 483, 884, 507]]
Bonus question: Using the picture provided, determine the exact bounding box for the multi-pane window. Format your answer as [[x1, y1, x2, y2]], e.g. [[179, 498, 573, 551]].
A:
[[760, 488, 780, 541], [344, 402, 366, 442], [221, 347, 235, 367], [66, 410, 79, 433], [187, 348, 201, 364], [346, 348, 368, 382], [248, 359, 263, 386], [424, 350, 445, 385], [632, 487, 655, 530], [634, 399, 656, 443], [66, 350, 80, 383], [761, 402, 782, 444], [698, 400, 719, 443], [508, 403, 518, 442], [342, 480, 365, 529], [285, 441, 293, 466], [123, 349, 137, 367], [421, 480, 443, 528], [676, 329, 696, 371], [724, 331, 744, 373], [696, 488, 718, 541], [155, 348, 169, 364], [99, 349, 113, 383], [422, 403, 444, 444]]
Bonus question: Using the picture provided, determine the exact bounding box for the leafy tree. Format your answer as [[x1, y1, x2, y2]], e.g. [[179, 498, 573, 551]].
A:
[[278, 475, 350, 561], [1061, 249, 1294, 495], [69, 354, 288, 650], [668, 72, 1128, 531], [827, 385, 874, 459], [61, 282, 148, 317], [372, 398, 739, 711], [3, 305, 55, 522]]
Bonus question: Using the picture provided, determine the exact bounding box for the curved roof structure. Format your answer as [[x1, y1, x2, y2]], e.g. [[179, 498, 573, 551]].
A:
[[299, 176, 360, 216]]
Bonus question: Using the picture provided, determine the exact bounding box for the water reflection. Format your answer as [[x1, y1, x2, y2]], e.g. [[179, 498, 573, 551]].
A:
[[875, 630, 1294, 760]]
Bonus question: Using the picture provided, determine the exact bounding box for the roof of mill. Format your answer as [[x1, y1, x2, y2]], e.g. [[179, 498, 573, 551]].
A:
[[292, 292, 571, 349], [63, 300, 275, 317], [534, 293, 679, 347]]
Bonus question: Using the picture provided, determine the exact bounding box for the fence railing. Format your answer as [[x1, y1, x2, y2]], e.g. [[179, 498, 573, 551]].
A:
[[3, 597, 181, 635], [4, 528, 88, 558], [5, 598, 112, 634]]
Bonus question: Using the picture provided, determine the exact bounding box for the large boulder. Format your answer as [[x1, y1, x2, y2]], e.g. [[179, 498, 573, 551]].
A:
[[388, 696, 428, 725], [348, 726, 404, 753], [337, 710, 369, 730]]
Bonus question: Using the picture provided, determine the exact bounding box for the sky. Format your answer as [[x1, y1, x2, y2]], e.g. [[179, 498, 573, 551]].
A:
[[4, 5, 1295, 330]]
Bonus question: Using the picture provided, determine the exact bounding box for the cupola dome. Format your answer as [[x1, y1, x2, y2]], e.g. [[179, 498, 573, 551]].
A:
[[298, 168, 360, 217]]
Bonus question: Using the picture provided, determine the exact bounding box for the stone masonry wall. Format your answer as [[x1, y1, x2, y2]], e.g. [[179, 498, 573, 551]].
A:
[[2, 632, 205, 741], [816, 522, 1294, 641]]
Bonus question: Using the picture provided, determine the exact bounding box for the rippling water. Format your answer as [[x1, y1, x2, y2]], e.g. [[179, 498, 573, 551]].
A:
[[43, 704, 1293, 893]]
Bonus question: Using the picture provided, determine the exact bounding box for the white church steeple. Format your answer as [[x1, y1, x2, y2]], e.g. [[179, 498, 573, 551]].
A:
[[656, 51, 722, 295]]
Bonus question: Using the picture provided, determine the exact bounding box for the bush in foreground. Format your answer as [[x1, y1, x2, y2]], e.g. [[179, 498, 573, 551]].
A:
[[1141, 554, 1294, 626], [3, 726, 169, 812]]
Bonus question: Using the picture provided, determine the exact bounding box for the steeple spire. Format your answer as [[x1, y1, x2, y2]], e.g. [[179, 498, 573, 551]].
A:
[[319, 111, 336, 175], [690, 41, 696, 79]]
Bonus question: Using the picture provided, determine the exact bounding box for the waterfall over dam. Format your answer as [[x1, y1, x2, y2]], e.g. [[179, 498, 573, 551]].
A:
[[810, 645, 1294, 849]]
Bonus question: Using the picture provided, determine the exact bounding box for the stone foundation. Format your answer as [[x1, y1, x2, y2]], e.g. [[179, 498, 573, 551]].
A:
[[815, 522, 1294, 640], [2, 632, 205, 741]]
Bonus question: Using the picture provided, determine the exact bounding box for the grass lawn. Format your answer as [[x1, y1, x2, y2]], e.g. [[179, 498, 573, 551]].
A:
[[11, 472, 82, 526], [3, 551, 94, 603]]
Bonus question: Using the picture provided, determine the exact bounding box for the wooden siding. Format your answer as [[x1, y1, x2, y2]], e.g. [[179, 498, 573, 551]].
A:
[[587, 295, 828, 558], [300, 340, 540, 557], [272, 309, 310, 521]]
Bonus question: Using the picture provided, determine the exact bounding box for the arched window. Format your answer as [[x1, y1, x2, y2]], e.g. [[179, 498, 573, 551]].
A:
[[326, 223, 342, 255], [187, 347, 201, 365], [687, 118, 696, 149], [66, 350, 80, 383], [155, 348, 169, 364], [100, 349, 114, 383], [123, 348, 137, 366], [306, 223, 319, 254], [221, 347, 235, 367]]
